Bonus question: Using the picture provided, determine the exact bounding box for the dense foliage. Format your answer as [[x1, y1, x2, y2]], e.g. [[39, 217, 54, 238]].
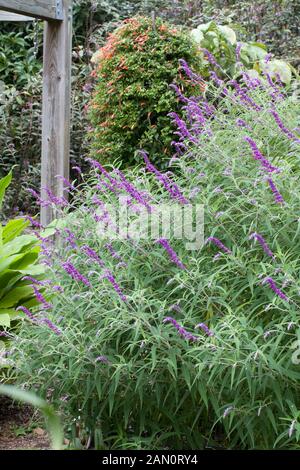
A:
[[13, 70, 300, 449], [0, 173, 46, 377], [1, 0, 298, 213], [88, 16, 203, 167]]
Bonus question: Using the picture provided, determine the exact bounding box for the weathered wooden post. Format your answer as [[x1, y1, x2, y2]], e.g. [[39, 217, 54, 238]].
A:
[[41, 0, 72, 225], [0, 0, 72, 225]]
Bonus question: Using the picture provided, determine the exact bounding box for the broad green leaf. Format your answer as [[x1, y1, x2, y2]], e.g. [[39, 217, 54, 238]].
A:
[[0, 234, 38, 257], [190, 28, 204, 44], [0, 313, 10, 326], [2, 218, 28, 243], [218, 25, 236, 45], [0, 286, 34, 308], [0, 171, 12, 210]]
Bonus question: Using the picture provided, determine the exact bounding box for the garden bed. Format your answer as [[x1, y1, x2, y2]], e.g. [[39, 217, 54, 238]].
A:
[[0, 397, 49, 450]]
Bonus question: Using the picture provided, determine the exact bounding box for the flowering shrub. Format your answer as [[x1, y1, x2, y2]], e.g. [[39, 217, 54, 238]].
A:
[[13, 64, 300, 449], [88, 16, 204, 168]]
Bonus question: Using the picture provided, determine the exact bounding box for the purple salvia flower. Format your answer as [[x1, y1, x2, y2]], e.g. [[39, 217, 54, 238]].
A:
[[206, 237, 231, 254], [86, 158, 121, 187], [114, 169, 152, 213], [236, 42, 242, 62], [32, 285, 52, 310], [25, 215, 43, 229], [141, 150, 189, 205], [163, 316, 199, 342], [202, 49, 220, 69], [41, 187, 68, 207], [244, 136, 280, 173], [22, 276, 49, 286], [249, 232, 275, 259], [41, 318, 62, 336], [72, 166, 82, 175], [104, 243, 124, 263], [82, 245, 105, 267], [229, 80, 262, 111], [55, 175, 76, 191], [156, 238, 186, 270], [64, 228, 77, 249], [62, 261, 91, 287], [267, 178, 284, 204], [269, 109, 300, 143], [95, 355, 110, 364], [264, 53, 272, 63], [52, 285, 64, 293], [169, 303, 181, 313], [169, 83, 189, 103], [168, 112, 198, 143], [26, 188, 51, 207], [209, 70, 224, 87], [236, 118, 251, 130], [16, 306, 38, 322], [262, 277, 289, 302], [179, 58, 205, 84], [0, 331, 10, 337], [103, 271, 127, 302], [195, 322, 214, 336]]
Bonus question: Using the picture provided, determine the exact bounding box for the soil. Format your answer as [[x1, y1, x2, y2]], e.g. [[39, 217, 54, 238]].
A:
[[0, 397, 50, 450]]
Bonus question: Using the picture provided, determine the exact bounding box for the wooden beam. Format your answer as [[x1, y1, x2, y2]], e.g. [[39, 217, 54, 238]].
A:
[[41, 0, 72, 225], [0, 0, 63, 21], [0, 12, 34, 21]]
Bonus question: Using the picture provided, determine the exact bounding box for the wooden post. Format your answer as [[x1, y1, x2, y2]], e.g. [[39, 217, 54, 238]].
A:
[[41, 0, 72, 225]]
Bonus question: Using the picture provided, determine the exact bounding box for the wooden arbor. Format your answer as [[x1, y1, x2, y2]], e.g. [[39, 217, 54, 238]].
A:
[[0, 1, 72, 225]]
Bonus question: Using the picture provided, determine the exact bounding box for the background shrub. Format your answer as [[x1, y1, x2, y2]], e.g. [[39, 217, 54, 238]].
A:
[[13, 72, 300, 449], [88, 16, 203, 168]]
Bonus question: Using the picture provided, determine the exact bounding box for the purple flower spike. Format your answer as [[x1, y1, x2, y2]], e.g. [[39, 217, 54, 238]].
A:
[[16, 306, 38, 322], [202, 49, 220, 69], [249, 233, 275, 259], [156, 239, 186, 270], [41, 318, 62, 336], [269, 109, 300, 143], [82, 245, 105, 267], [95, 355, 110, 364], [163, 316, 199, 342], [244, 136, 280, 173], [103, 271, 127, 302], [141, 150, 188, 205], [179, 58, 205, 84], [267, 178, 284, 204], [206, 237, 231, 254], [262, 277, 289, 302], [195, 322, 214, 336], [32, 286, 52, 310], [62, 261, 91, 287]]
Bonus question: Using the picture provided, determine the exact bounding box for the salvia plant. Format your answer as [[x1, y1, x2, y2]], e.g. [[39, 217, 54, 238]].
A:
[[12, 55, 300, 449]]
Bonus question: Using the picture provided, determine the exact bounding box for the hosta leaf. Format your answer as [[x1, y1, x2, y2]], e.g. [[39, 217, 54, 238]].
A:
[[2, 218, 28, 243], [0, 234, 38, 257], [0, 171, 12, 210], [0, 286, 34, 308], [0, 312, 10, 327]]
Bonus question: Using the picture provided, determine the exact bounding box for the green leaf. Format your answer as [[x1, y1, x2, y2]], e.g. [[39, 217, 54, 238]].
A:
[[0, 313, 10, 327], [0, 171, 12, 210], [2, 219, 28, 243], [0, 286, 34, 308]]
